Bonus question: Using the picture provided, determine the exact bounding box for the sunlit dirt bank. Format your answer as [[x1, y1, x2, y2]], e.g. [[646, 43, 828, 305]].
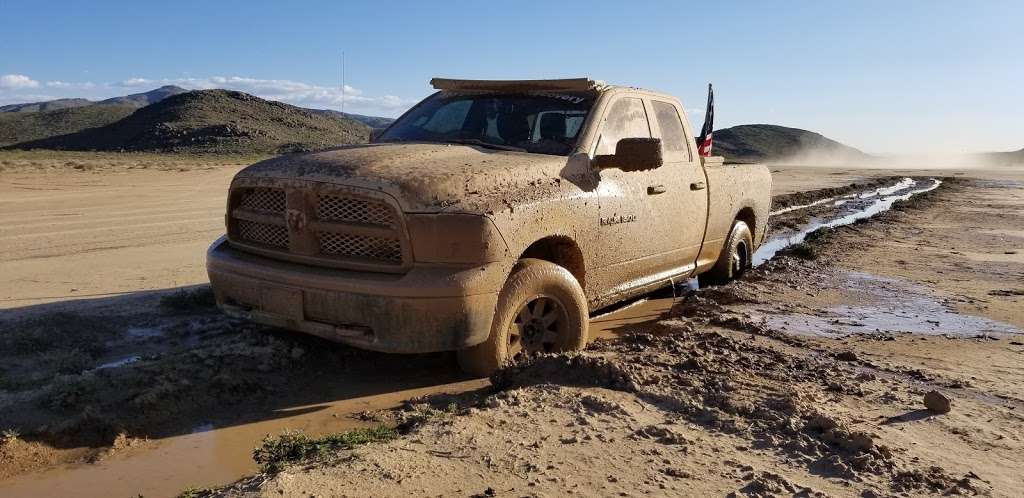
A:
[[1, 156, 1022, 497]]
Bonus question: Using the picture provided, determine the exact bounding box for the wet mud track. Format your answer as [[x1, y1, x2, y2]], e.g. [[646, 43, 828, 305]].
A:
[[3, 175, 1023, 496]]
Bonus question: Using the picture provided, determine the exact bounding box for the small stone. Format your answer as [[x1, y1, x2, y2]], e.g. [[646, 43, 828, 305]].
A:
[[924, 390, 952, 413], [835, 351, 858, 362]]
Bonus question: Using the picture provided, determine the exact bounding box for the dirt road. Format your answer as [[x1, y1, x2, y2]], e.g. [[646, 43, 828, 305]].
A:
[[1, 156, 249, 313], [1, 155, 1022, 497]]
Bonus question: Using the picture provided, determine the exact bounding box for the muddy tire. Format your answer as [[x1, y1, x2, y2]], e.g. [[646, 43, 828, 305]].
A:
[[456, 258, 588, 377], [699, 220, 753, 286]]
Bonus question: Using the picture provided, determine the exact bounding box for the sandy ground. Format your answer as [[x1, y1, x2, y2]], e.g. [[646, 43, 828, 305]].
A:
[[1, 153, 1022, 497], [0, 153, 254, 313]]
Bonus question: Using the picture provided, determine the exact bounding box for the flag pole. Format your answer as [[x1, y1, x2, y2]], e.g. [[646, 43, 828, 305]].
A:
[[341, 51, 346, 115]]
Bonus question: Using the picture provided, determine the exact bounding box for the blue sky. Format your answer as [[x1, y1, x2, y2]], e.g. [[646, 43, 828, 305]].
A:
[[2, 0, 1020, 154]]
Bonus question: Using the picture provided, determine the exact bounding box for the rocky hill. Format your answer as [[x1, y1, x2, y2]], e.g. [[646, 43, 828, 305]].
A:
[[713, 124, 869, 164], [0, 105, 137, 146], [0, 86, 190, 146], [8, 90, 371, 154]]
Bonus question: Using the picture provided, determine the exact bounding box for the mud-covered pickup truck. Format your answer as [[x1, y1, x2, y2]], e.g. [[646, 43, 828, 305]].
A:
[[207, 78, 772, 375]]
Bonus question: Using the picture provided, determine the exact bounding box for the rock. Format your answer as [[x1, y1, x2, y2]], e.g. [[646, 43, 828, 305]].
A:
[[835, 351, 858, 362], [924, 390, 952, 413], [843, 431, 875, 452]]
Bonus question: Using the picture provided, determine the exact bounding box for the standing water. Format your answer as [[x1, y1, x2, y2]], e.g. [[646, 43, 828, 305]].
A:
[[754, 177, 942, 265]]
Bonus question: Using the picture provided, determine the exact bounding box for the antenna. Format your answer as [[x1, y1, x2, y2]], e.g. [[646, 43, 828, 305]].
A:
[[341, 51, 346, 115]]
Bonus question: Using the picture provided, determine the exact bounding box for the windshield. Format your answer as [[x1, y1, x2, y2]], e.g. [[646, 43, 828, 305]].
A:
[[378, 92, 595, 156]]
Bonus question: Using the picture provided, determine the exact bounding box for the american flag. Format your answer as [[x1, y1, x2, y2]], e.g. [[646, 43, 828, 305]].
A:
[[696, 83, 714, 157]]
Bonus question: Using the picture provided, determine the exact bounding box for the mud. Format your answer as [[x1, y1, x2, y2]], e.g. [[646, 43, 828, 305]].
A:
[[209, 175, 1024, 497], [3, 163, 1023, 497]]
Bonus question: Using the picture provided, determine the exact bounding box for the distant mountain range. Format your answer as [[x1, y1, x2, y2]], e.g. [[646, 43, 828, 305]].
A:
[[3, 88, 1015, 162], [9, 89, 371, 154], [0, 98, 94, 113], [983, 147, 1024, 166], [712, 124, 870, 164], [312, 109, 395, 129], [0, 85, 189, 113]]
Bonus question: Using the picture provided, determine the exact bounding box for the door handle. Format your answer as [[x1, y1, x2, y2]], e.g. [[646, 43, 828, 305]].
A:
[[690, 181, 706, 191], [647, 184, 667, 195]]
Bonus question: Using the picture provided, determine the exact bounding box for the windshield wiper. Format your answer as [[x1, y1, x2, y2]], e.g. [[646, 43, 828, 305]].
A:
[[445, 138, 527, 152]]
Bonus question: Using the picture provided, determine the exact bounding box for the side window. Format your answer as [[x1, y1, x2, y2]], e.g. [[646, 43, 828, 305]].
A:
[[651, 100, 691, 159], [595, 97, 650, 155]]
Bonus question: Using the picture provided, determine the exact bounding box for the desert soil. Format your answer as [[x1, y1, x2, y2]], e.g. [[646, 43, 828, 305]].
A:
[[1, 153, 1022, 497]]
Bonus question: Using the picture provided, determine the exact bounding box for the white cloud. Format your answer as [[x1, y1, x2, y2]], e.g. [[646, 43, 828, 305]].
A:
[[111, 76, 414, 115], [45, 80, 96, 89], [0, 74, 40, 89], [120, 77, 152, 87]]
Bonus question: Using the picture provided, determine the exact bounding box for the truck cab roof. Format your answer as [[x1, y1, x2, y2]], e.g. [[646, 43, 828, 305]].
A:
[[430, 77, 607, 92], [428, 77, 672, 99]]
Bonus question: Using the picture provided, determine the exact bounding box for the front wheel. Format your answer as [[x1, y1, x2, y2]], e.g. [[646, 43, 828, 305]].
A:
[[457, 258, 588, 377], [699, 220, 753, 286]]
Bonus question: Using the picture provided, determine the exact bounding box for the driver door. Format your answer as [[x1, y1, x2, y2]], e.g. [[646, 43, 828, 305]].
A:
[[592, 96, 686, 296]]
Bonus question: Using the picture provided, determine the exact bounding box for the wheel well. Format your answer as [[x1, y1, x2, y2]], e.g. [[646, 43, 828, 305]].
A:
[[520, 236, 586, 288], [736, 206, 757, 240]]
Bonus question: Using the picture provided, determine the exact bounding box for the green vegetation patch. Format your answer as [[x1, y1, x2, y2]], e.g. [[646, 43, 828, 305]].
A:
[[253, 426, 398, 473]]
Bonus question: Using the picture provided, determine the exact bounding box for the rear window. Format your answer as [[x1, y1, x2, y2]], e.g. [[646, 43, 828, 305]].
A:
[[651, 100, 691, 158]]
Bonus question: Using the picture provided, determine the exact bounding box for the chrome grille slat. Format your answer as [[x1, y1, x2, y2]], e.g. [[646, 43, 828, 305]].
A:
[[317, 194, 394, 226], [317, 232, 402, 263], [237, 219, 289, 248]]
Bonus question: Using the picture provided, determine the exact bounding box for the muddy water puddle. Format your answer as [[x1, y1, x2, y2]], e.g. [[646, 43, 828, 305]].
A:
[[753, 271, 1022, 338], [755, 177, 941, 265], [0, 379, 487, 498]]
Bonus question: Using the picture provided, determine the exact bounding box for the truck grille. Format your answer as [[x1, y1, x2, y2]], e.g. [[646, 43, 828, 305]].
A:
[[237, 219, 289, 248], [227, 182, 409, 272], [318, 232, 402, 262], [317, 194, 395, 227], [239, 187, 286, 213]]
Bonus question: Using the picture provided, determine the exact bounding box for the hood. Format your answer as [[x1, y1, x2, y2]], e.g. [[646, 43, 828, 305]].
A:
[[235, 143, 579, 213]]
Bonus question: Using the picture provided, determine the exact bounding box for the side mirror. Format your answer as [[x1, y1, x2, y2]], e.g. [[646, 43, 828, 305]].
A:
[[593, 137, 663, 172]]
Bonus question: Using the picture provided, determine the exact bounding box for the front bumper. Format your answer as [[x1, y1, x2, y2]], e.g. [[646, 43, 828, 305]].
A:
[[206, 237, 505, 353]]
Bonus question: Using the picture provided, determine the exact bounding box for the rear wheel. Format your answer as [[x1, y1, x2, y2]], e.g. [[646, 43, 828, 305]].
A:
[[457, 258, 588, 377], [699, 220, 753, 286]]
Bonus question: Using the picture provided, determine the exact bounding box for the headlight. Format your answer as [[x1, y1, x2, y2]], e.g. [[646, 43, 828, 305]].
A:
[[406, 214, 509, 264]]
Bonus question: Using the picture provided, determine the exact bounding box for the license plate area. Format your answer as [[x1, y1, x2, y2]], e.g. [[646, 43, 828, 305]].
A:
[[260, 285, 304, 321]]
